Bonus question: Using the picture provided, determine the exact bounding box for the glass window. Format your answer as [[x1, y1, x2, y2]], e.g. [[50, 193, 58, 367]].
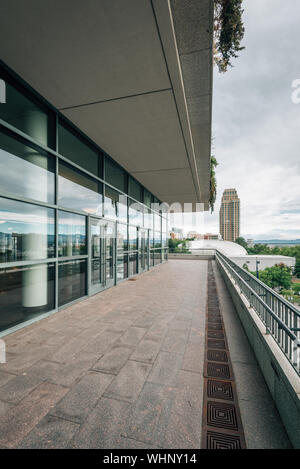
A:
[[0, 198, 55, 263], [144, 208, 153, 230], [58, 161, 103, 215], [154, 250, 161, 265], [104, 185, 118, 220], [105, 157, 126, 192], [58, 211, 86, 257], [129, 226, 138, 251], [58, 121, 101, 176], [149, 231, 154, 249], [129, 252, 138, 276], [128, 177, 142, 202], [117, 254, 128, 282], [0, 263, 55, 332], [144, 189, 152, 208], [154, 232, 162, 248], [154, 213, 161, 233], [58, 259, 86, 306], [117, 223, 128, 252], [0, 75, 54, 148], [0, 127, 55, 204], [129, 199, 143, 227]]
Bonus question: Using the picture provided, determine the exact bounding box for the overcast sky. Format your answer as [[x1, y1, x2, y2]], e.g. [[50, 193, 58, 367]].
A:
[[201, 0, 300, 240]]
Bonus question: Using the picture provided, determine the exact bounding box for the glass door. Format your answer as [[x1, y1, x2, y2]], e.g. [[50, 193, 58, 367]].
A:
[[90, 218, 115, 294], [138, 228, 148, 273]]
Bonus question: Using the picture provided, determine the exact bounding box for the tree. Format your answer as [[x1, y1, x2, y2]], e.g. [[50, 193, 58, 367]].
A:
[[257, 264, 292, 291], [209, 156, 218, 213], [214, 0, 245, 73], [294, 259, 300, 279], [235, 237, 248, 250]]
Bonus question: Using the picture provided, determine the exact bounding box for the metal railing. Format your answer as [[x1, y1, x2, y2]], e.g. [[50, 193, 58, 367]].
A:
[[216, 250, 300, 376]]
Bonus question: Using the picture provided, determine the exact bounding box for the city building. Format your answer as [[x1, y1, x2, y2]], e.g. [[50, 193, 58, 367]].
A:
[[204, 233, 221, 240], [170, 228, 184, 240], [0, 1, 213, 334], [219, 188, 240, 242]]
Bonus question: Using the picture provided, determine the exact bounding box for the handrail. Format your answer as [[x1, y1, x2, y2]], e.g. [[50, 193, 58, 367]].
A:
[[215, 250, 300, 376]]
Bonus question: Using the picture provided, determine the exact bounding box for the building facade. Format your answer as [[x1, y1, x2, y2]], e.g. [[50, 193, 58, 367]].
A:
[[0, 1, 213, 336], [0, 65, 169, 334], [219, 189, 240, 242]]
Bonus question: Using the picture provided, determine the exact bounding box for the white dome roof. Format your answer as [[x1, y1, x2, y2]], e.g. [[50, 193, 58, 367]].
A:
[[189, 239, 247, 256]]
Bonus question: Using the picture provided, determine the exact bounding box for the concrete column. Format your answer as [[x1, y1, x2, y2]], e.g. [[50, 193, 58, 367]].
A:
[[22, 111, 48, 309]]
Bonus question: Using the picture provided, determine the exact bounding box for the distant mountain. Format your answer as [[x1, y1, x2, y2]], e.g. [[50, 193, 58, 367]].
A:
[[254, 239, 300, 245]]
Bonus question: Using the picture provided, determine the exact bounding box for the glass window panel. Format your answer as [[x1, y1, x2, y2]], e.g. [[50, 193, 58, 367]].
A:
[[129, 226, 138, 251], [58, 211, 86, 257], [0, 198, 55, 262], [144, 189, 152, 208], [154, 250, 161, 265], [0, 77, 54, 148], [144, 208, 153, 231], [149, 230, 154, 249], [105, 157, 126, 192], [154, 213, 161, 233], [104, 185, 118, 220], [154, 232, 161, 248], [128, 199, 143, 227], [128, 177, 142, 202], [58, 161, 103, 215], [58, 259, 86, 306], [0, 128, 55, 204], [0, 263, 55, 332], [58, 121, 101, 176], [117, 223, 128, 252], [129, 253, 138, 276], [117, 254, 128, 281]]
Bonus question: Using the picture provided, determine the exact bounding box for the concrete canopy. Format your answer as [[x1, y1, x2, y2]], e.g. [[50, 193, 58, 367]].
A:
[[0, 0, 213, 209]]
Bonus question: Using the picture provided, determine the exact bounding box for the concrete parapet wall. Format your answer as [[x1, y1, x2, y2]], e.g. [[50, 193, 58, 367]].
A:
[[217, 259, 300, 448], [168, 253, 214, 260]]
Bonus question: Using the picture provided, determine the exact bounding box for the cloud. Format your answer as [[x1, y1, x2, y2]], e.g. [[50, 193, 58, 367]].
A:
[[207, 0, 300, 239]]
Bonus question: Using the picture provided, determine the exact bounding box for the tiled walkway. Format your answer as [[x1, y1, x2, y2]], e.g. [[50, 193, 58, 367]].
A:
[[0, 260, 290, 448]]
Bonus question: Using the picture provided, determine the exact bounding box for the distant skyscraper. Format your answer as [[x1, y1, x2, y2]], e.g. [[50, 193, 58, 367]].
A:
[[219, 189, 240, 241]]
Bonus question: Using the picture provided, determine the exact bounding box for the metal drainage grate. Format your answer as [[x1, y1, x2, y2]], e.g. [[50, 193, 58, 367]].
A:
[[207, 330, 225, 339], [207, 379, 234, 401], [206, 431, 242, 449], [206, 363, 231, 380], [207, 350, 228, 363], [202, 260, 246, 449]]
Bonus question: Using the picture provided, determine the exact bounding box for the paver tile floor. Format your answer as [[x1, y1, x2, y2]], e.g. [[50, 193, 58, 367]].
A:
[[0, 260, 290, 448]]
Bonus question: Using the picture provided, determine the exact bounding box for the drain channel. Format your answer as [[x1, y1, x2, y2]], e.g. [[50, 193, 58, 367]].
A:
[[201, 261, 246, 449]]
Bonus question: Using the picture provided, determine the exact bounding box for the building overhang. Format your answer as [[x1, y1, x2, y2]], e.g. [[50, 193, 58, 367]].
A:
[[0, 0, 213, 210]]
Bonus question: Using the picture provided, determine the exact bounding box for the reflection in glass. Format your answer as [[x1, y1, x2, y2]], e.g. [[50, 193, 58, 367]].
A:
[[117, 254, 128, 281], [58, 211, 86, 257], [58, 259, 86, 306], [129, 199, 143, 226], [104, 186, 118, 220], [144, 208, 153, 230], [58, 121, 101, 176], [129, 253, 138, 276], [105, 157, 126, 192], [129, 226, 138, 251], [0, 198, 55, 262], [154, 232, 161, 248], [58, 161, 103, 215], [154, 213, 161, 232], [0, 128, 55, 204], [154, 250, 161, 265], [128, 177, 142, 202], [0, 263, 55, 332], [117, 223, 128, 252], [0, 80, 54, 147]]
